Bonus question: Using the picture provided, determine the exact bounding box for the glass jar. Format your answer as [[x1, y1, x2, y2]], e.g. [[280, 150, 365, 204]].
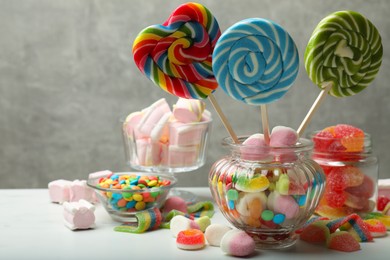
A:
[[310, 132, 378, 218], [209, 136, 325, 249]]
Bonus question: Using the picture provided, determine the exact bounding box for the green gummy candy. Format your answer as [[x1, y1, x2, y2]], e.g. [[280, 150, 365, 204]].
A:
[[227, 189, 239, 200], [276, 174, 290, 195]]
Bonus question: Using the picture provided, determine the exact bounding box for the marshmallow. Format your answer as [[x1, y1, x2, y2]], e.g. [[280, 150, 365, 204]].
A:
[[220, 229, 256, 257], [167, 145, 199, 167], [162, 196, 188, 215], [137, 98, 171, 136], [88, 170, 113, 180], [123, 111, 144, 139], [69, 180, 96, 203], [48, 179, 72, 204], [63, 199, 95, 230], [135, 139, 162, 166], [169, 121, 207, 146], [378, 179, 390, 198], [240, 134, 272, 161], [170, 215, 200, 237], [270, 126, 298, 147], [205, 224, 232, 246], [150, 112, 171, 142], [173, 98, 205, 123], [267, 191, 299, 219]]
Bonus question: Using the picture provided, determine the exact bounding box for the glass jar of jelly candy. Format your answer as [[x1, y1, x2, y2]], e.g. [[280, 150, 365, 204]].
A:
[[208, 136, 325, 249], [310, 125, 379, 219]]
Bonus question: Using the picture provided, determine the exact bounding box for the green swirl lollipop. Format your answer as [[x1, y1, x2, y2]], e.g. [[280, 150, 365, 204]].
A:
[[298, 11, 383, 135], [305, 10, 382, 97]]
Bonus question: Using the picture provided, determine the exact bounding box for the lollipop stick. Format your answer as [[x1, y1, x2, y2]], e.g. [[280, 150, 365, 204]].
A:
[[297, 82, 333, 137], [208, 94, 239, 144], [260, 105, 270, 144]]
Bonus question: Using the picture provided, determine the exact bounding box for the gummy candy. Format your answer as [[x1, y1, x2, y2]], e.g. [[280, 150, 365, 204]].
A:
[[344, 191, 368, 210], [324, 190, 346, 208], [334, 124, 365, 152], [345, 174, 375, 199], [329, 166, 364, 188], [377, 196, 390, 211], [327, 231, 360, 252], [299, 221, 330, 243], [326, 170, 346, 192]]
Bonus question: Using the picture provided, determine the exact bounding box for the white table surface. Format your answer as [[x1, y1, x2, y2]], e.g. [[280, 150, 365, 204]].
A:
[[0, 188, 389, 260]]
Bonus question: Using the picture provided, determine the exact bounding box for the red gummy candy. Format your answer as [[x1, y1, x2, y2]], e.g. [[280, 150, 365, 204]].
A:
[[327, 169, 346, 192], [324, 190, 346, 208], [300, 221, 330, 243], [334, 124, 364, 152], [329, 166, 364, 188], [377, 196, 390, 211], [327, 231, 360, 252]]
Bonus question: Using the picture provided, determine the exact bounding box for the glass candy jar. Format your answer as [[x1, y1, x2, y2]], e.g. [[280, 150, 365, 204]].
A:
[[311, 131, 378, 218], [209, 136, 325, 249]]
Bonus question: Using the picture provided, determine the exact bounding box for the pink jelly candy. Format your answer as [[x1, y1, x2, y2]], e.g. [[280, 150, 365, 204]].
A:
[[345, 174, 375, 199]]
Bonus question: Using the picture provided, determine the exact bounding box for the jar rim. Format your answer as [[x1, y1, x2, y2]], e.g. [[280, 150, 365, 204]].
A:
[[222, 136, 313, 152]]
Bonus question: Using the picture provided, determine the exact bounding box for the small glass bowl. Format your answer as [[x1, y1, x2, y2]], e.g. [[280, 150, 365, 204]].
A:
[[121, 118, 212, 173], [87, 171, 177, 222]]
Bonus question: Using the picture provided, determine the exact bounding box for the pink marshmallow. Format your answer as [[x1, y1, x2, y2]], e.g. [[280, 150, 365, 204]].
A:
[[150, 112, 171, 142], [162, 196, 188, 215], [169, 121, 207, 146], [137, 98, 171, 136], [135, 139, 162, 166], [220, 229, 256, 257], [63, 199, 95, 230], [267, 191, 299, 219], [167, 145, 199, 167], [240, 133, 272, 161], [69, 180, 96, 203], [173, 98, 205, 123], [378, 179, 390, 198], [48, 179, 72, 204], [123, 111, 144, 139], [88, 170, 113, 180], [270, 126, 298, 147]]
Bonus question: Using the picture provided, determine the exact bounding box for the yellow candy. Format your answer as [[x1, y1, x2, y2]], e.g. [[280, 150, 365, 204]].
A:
[[148, 180, 158, 187], [135, 201, 146, 210], [133, 193, 143, 202]]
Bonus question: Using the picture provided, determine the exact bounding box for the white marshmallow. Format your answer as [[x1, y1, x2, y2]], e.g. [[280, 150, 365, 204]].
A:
[[170, 215, 200, 237], [205, 224, 232, 246]]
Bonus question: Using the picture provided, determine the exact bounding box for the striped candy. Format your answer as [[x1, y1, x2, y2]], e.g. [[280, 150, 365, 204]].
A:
[[212, 18, 299, 105], [132, 2, 221, 99], [304, 11, 383, 97]]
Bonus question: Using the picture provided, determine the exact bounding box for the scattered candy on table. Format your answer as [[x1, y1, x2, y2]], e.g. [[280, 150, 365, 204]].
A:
[[48, 179, 97, 204], [63, 199, 96, 231], [204, 224, 232, 247], [176, 229, 206, 250], [220, 229, 256, 257]]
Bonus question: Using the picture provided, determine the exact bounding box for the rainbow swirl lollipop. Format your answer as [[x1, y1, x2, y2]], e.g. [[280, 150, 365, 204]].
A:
[[212, 18, 299, 105], [132, 2, 221, 99], [304, 11, 383, 97]]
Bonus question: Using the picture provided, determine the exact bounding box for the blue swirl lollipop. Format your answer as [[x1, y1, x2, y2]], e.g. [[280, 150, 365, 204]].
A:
[[212, 18, 299, 105]]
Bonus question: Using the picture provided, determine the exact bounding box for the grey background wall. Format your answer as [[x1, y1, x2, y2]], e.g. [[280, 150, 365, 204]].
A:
[[0, 0, 389, 188]]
